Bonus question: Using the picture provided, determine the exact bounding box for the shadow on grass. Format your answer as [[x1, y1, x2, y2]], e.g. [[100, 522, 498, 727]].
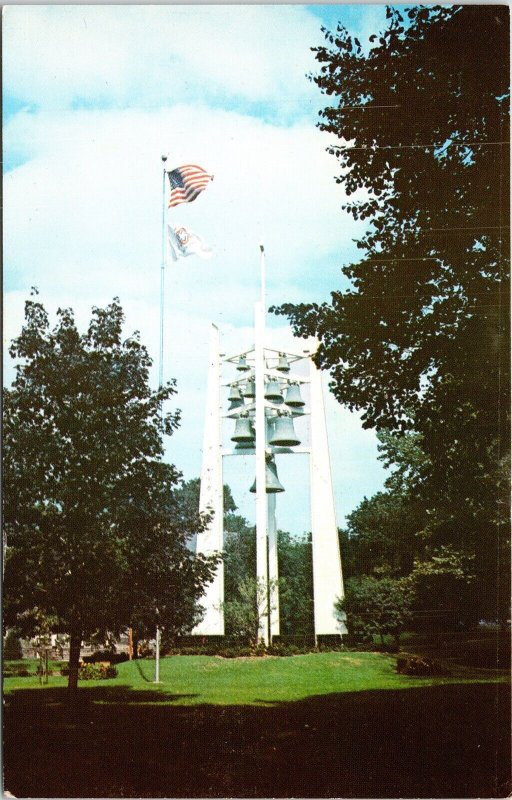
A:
[[4, 684, 199, 706], [4, 681, 511, 798], [134, 659, 155, 683]]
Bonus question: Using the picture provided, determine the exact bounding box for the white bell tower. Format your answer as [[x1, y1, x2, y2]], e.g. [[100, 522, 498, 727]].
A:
[[193, 253, 346, 644]]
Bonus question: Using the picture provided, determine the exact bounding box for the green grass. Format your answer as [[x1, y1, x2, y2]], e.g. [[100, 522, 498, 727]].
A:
[[4, 651, 510, 797], [3, 650, 508, 705]]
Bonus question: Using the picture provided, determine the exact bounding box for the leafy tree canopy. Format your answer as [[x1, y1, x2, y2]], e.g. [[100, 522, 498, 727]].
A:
[[273, 6, 510, 619], [273, 4, 509, 502], [338, 575, 413, 646], [3, 294, 218, 689]]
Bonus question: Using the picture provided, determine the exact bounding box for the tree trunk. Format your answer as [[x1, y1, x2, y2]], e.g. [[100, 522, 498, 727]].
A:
[[132, 633, 139, 660], [68, 630, 82, 695]]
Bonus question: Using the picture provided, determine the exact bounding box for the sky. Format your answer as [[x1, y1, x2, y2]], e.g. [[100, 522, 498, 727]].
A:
[[3, 3, 391, 535]]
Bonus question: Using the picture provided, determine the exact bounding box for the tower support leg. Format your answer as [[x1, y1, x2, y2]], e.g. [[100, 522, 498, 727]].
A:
[[193, 324, 224, 635], [309, 357, 346, 639]]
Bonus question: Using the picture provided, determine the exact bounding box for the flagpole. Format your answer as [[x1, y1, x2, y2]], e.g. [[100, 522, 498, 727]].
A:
[[155, 155, 167, 685], [158, 155, 168, 391]]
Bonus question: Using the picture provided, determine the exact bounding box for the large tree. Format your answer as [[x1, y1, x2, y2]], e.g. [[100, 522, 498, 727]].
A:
[[3, 294, 218, 690], [340, 430, 480, 627], [274, 5, 510, 620]]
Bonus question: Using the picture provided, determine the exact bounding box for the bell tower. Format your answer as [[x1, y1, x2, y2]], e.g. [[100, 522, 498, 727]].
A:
[[193, 275, 346, 644]]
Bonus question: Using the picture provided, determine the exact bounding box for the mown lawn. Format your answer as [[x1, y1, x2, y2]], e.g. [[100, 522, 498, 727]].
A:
[[4, 651, 510, 797], [3, 650, 508, 704]]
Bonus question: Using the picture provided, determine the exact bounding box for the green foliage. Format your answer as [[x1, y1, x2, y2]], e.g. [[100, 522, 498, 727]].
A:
[[277, 531, 314, 637], [216, 646, 256, 659], [273, 6, 510, 621], [405, 546, 477, 625], [223, 519, 315, 639], [3, 295, 219, 688], [173, 477, 237, 520], [397, 655, 445, 676], [339, 576, 414, 646], [222, 576, 267, 646], [3, 663, 32, 678], [60, 662, 118, 679], [267, 642, 308, 656], [223, 516, 256, 607], [344, 431, 499, 625], [174, 478, 316, 640], [3, 630, 23, 660], [4, 650, 506, 706], [344, 490, 425, 578]]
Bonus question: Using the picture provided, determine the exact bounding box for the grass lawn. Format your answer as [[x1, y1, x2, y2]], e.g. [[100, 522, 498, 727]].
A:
[[4, 651, 510, 797], [3, 650, 508, 704]]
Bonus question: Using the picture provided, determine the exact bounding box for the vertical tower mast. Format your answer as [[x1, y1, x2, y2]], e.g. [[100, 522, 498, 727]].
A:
[[254, 299, 269, 645]]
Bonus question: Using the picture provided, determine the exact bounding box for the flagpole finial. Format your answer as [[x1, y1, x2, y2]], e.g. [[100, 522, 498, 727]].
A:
[[161, 155, 168, 163]]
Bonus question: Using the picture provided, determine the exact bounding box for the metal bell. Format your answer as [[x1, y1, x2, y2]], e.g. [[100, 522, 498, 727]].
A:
[[265, 380, 283, 403], [250, 457, 285, 493], [236, 355, 251, 372], [228, 385, 243, 403], [284, 382, 305, 408], [231, 415, 255, 444], [266, 415, 276, 443], [243, 380, 256, 399], [235, 439, 255, 450], [228, 397, 244, 411], [276, 353, 290, 373], [269, 413, 300, 447]]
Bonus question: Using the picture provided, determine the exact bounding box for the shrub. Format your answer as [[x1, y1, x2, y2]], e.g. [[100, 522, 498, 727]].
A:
[[267, 643, 286, 657], [217, 647, 253, 658], [60, 662, 118, 679], [396, 655, 446, 676], [337, 576, 414, 647], [252, 640, 267, 657], [317, 641, 344, 653], [3, 661, 33, 677]]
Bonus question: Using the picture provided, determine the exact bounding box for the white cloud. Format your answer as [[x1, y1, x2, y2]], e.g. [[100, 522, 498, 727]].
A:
[[3, 5, 385, 532], [3, 5, 322, 113], [4, 105, 365, 308]]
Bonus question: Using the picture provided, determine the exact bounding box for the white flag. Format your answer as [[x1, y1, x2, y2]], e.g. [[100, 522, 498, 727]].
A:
[[168, 224, 212, 261]]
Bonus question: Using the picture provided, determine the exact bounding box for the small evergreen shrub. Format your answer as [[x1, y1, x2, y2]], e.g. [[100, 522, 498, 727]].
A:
[[3, 631, 23, 660]]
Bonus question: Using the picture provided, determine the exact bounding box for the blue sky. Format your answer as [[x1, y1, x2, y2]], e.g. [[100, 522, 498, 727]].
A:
[[3, 4, 391, 534]]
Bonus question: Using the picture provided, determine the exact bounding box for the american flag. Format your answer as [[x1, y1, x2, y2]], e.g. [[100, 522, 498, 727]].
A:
[[167, 164, 213, 208]]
